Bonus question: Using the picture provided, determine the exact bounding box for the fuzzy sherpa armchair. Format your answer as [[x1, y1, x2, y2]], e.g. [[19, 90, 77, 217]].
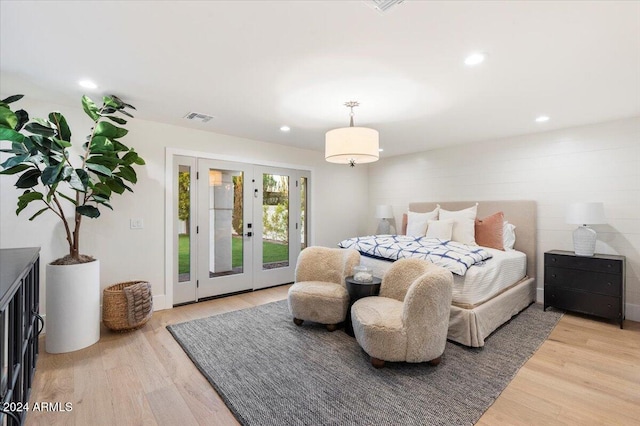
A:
[[351, 258, 453, 368], [288, 247, 360, 331]]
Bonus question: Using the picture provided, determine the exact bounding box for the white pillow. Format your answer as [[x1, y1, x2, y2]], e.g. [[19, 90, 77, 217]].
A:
[[503, 221, 517, 250], [439, 204, 478, 245], [406, 208, 439, 236], [425, 219, 454, 240]]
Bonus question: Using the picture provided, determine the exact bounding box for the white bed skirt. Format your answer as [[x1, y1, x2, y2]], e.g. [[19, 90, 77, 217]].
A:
[[358, 255, 536, 347], [448, 276, 536, 347]]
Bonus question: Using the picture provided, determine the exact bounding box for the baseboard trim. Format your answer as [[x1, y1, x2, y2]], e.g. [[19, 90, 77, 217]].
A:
[[153, 294, 166, 311], [39, 294, 166, 336], [625, 302, 640, 322]]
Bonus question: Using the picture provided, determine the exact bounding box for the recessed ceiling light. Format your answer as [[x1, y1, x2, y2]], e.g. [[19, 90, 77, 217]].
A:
[[280, 126, 290, 132], [464, 52, 486, 66], [535, 115, 550, 123], [78, 79, 98, 89]]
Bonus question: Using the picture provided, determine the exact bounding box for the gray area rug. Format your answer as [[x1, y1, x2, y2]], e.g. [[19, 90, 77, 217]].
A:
[[168, 301, 562, 426]]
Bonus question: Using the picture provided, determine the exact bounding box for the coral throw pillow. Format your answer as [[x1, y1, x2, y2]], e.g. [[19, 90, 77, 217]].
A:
[[475, 211, 505, 250]]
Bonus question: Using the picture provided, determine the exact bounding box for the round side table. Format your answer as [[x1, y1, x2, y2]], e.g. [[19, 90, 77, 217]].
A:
[[344, 275, 382, 336]]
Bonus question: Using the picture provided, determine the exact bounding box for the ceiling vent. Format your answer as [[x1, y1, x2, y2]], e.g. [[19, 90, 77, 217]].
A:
[[365, 0, 404, 13], [183, 112, 214, 123]]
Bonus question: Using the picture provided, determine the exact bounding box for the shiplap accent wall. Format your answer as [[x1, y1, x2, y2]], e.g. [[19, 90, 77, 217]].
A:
[[368, 117, 640, 320]]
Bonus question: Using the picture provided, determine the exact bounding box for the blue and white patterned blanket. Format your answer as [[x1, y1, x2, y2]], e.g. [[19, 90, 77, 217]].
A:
[[338, 235, 492, 276]]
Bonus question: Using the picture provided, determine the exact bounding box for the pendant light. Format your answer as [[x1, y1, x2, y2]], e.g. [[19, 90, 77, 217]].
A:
[[325, 101, 379, 167]]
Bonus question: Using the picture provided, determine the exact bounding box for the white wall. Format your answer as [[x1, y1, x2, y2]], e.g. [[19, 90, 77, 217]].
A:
[[0, 97, 370, 314], [368, 117, 640, 320], [5, 96, 636, 321]]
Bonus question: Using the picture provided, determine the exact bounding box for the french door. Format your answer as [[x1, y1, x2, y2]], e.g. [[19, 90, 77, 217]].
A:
[[173, 157, 309, 305]]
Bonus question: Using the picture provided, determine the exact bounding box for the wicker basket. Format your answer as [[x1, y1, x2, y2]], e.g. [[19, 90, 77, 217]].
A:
[[103, 281, 153, 331]]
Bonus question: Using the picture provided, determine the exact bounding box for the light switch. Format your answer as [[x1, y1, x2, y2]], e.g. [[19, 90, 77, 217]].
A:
[[130, 218, 144, 229]]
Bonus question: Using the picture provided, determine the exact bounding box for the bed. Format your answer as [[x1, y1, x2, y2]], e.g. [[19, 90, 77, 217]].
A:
[[346, 200, 536, 347]]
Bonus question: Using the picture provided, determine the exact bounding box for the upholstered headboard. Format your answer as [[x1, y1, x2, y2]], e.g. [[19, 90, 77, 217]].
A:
[[405, 201, 537, 279]]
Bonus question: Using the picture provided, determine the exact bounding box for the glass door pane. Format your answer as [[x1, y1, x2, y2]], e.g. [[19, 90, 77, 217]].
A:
[[174, 155, 197, 305], [177, 165, 191, 283], [300, 176, 308, 250], [208, 169, 243, 277], [262, 173, 289, 270], [197, 159, 253, 299]]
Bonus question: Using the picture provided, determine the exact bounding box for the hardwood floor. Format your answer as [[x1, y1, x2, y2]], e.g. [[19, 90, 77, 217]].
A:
[[26, 285, 640, 425]]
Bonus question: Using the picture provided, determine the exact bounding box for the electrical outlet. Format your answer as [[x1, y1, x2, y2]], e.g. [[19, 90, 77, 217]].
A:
[[130, 218, 144, 229]]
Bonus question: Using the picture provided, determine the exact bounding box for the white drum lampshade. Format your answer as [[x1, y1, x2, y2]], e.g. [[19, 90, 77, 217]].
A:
[[565, 202, 606, 256], [325, 127, 379, 165], [325, 101, 379, 167], [375, 205, 393, 234]]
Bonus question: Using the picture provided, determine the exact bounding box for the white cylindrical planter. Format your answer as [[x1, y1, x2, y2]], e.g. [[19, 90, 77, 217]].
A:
[[46, 260, 101, 353]]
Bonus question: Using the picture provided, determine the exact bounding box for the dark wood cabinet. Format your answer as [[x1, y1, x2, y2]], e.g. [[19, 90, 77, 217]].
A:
[[544, 250, 625, 328], [1, 248, 41, 425]]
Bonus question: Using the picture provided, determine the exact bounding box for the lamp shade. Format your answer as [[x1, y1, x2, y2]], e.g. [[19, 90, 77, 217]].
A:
[[375, 205, 394, 219], [565, 202, 605, 225], [325, 126, 379, 164]]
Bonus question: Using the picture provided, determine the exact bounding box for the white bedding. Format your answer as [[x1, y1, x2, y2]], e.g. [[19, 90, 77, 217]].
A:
[[359, 247, 526, 307]]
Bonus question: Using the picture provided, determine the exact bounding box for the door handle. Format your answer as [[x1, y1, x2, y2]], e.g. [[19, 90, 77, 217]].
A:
[[245, 232, 253, 237]]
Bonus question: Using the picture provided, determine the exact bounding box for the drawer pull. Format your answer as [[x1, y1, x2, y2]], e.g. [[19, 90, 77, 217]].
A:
[[607, 282, 611, 286], [552, 274, 556, 278], [552, 258, 557, 262], [607, 264, 612, 268]]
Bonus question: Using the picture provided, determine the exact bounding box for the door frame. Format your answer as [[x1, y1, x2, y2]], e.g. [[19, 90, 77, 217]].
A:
[[164, 147, 315, 309]]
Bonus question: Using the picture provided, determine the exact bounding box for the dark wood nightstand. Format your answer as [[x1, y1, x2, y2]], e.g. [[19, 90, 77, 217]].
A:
[[344, 276, 382, 336], [544, 250, 625, 328]]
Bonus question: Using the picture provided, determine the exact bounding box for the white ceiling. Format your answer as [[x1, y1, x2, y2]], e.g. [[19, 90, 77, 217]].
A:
[[1, 1, 639, 158]]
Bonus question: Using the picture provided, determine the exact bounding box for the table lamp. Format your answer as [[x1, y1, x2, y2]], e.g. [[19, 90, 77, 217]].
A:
[[565, 202, 605, 256], [375, 205, 394, 234]]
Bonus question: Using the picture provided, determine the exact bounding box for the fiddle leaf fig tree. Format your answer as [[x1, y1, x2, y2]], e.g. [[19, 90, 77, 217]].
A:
[[0, 94, 145, 264]]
